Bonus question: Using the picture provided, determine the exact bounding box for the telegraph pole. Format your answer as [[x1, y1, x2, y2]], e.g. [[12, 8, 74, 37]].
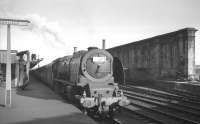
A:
[[0, 18, 30, 107]]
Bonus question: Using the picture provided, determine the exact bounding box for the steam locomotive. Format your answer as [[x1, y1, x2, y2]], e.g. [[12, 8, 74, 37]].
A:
[[32, 47, 129, 117]]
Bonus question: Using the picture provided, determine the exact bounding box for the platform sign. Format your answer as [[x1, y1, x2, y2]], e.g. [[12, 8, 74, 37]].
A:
[[0, 18, 30, 107]]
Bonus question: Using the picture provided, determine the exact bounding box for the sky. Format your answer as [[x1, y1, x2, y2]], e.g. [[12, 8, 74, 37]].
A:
[[0, 0, 200, 65]]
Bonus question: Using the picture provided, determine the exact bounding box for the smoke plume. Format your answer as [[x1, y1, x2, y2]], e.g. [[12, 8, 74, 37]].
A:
[[23, 14, 66, 48]]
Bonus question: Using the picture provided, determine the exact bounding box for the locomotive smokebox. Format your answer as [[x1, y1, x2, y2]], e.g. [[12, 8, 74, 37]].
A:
[[87, 47, 98, 51]]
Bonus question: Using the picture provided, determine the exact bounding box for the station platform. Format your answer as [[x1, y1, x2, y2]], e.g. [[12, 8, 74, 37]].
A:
[[0, 76, 97, 124]]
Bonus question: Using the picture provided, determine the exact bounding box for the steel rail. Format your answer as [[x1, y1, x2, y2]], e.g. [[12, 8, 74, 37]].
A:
[[124, 90, 200, 116]]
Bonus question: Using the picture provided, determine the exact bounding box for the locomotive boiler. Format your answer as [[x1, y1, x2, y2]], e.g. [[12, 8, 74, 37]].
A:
[[33, 46, 129, 117]]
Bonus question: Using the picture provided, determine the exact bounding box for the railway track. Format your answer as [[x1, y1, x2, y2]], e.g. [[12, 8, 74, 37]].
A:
[[102, 118, 123, 124], [120, 84, 200, 108], [163, 89, 200, 103], [89, 115, 123, 124], [124, 90, 200, 116], [119, 84, 200, 124]]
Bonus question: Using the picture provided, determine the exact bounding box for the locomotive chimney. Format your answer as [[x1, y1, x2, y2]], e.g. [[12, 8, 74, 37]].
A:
[[102, 39, 106, 49], [74, 47, 77, 53]]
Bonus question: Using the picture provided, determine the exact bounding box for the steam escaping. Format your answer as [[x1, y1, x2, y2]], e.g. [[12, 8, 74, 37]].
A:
[[0, 13, 70, 65], [23, 14, 66, 48], [0, 12, 66, 48]]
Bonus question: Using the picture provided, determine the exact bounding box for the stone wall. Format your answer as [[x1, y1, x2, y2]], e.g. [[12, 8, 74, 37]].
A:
[[108, 28, 197, 82]]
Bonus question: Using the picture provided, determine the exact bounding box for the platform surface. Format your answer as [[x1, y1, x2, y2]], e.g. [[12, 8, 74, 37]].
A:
[[0, 76, 97, 124]]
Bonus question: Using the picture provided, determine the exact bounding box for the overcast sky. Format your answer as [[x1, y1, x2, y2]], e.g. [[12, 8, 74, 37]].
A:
[[0, 0, 200, 65]]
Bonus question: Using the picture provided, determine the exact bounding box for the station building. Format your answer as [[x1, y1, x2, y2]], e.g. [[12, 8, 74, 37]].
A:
[[0, 50, 31, 88], [0, 50, 18, 87]]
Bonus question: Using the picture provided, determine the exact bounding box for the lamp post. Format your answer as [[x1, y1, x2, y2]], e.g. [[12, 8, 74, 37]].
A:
[[0, 18, 30, 107]]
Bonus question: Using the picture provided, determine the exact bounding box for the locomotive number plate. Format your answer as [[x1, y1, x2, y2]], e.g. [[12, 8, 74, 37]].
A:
[[93, 56, 106, 63]]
